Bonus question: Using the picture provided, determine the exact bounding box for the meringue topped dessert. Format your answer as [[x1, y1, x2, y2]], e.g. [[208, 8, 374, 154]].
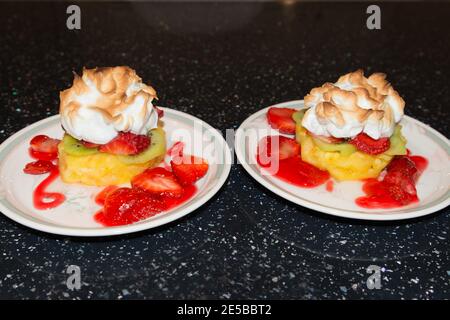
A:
[[293, 70, 407, 180], [259, 70, 428, 209], [58, 66, 166, 186], [20, 65, 210, 225]]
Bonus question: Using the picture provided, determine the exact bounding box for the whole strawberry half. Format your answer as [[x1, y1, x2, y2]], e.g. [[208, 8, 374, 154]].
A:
[[267, 107, 297, 134], [99, 132, 150, 155], [170, 155, 209, 186], [350, 133, 390, 155], [131, 167, 184, 198]]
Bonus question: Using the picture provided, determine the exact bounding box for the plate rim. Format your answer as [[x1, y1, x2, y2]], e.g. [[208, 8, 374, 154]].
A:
[[0, 108, 232, 236], [235, 100, 450, 221]]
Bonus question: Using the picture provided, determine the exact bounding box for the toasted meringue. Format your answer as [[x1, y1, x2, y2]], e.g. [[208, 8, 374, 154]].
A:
[[302, 70, 405, 139], [60, 66, 159, 144]]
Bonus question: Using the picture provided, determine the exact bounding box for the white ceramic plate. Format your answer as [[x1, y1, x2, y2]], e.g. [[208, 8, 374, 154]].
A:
[[235, 100, 450, 221], [0, 108, 232, 236]]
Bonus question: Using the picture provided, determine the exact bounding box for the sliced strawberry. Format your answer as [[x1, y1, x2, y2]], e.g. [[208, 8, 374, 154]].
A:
[[30, 135, 60, 154], [154, 106, 164, 119], [350, 133, 390, 155], [278, 136, 301, 159], [171, 155, 209, 185], [386, 183, 416, 205], [103, 187, 167, 226], [384, 156, 418, 197], [267, 107, 297, 134], [23, 160, 55, 175], [131, 167, 183, 197], [81, 141, 100, 148], [257, 135, 301, 167], [29, 148, 58, 161], [386, 156, 419, 182], [99, 132, 150, 155], [95, 185, 119, 206]]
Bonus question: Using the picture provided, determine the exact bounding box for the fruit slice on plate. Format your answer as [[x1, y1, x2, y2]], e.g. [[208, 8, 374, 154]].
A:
[[30, 135, 60, 154], [350, 133, 390, 155], [267, 107, 297, 134], [131, 167, 184, 198], [23, 160, 54, 175], [62, 134, 100, 156], [101, 188, 167, 226], [118, 128, 166, 164], [58, 128, 166, 186], [99, 132, 150, 155], [29, 135, 60, 160], [257, 135, 300, 167], [171, 155, 209, 185]]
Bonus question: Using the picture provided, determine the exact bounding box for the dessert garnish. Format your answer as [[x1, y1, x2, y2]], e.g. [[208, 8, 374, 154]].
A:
[[94, 145, 208, 226], [58, 66, 165, 186], [257, 70, 428, 209], [21, 66, 210, 226]]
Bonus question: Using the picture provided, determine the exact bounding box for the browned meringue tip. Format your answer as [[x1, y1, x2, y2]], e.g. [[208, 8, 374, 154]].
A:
[[303, 69, 405, 137], [59, 66, 158, 120]]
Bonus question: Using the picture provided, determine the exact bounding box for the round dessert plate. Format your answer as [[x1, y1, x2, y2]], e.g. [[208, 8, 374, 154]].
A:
[[235, 100, 450, 221], [0, 108, 232, 236]]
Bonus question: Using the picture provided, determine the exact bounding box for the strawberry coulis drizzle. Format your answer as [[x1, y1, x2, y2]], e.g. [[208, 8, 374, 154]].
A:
[[93, 140, 199, 227], [33, 166, 66, 210], [356, 155, 428, 209], [93, 183, 197, 226], [256, 135, 429, 209], [256, 137, 330, 188]]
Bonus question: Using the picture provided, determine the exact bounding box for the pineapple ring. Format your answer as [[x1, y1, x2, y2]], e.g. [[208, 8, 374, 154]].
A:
[[296, 125, 394, 181], [58, 128, 166, 186]]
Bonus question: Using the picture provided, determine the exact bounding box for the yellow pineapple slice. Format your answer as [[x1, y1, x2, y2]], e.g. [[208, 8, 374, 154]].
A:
[[58, 128, 166, 186], [295, 123, 397, 181]]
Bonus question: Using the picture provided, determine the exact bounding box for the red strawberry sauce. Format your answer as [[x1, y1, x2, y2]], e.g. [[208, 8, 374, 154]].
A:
[[94, 184, 197, 226], [256, 135, 428, 209], [25, 134, 65, 210], [256, 136, 330, 188], [33, 166, 66, 210], [356, 155, 428, 209]]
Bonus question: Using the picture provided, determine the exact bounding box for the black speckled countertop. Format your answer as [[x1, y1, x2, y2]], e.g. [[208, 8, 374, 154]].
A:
[[0, 1, 449, 300]]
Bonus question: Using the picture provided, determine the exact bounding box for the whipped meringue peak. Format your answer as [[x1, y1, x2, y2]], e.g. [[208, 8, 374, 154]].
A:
[[301, 70, 405, 139], [59, 66, 159, 144]]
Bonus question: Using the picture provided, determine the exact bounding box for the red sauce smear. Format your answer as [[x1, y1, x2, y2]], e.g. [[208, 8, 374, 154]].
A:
[[167, 141, 185, 158], [326, 180, 334, 192], [256, 135, 429, 209], [33, 166, 66, 210], [94, 184, 197, 226], [256, 136, 329, 188], [94, 185, 119, 206], [356, 155, 428, 209]]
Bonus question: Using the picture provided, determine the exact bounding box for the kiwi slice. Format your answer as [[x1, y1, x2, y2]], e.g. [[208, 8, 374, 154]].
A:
[[312, 137, 357, 156], [292, 109, 306, 124], [117, 127, 166, 164], [385, 125, 407, 156], [62, 134, 100, 156], [293, 110, 356, 155]]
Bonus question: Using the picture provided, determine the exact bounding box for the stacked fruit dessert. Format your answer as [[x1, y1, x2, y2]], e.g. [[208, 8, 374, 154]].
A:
[[58, 66, 166, 186], [22, 66, 210, 226], [260, 70, 427, 208], [293, 69, 407, 181]]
